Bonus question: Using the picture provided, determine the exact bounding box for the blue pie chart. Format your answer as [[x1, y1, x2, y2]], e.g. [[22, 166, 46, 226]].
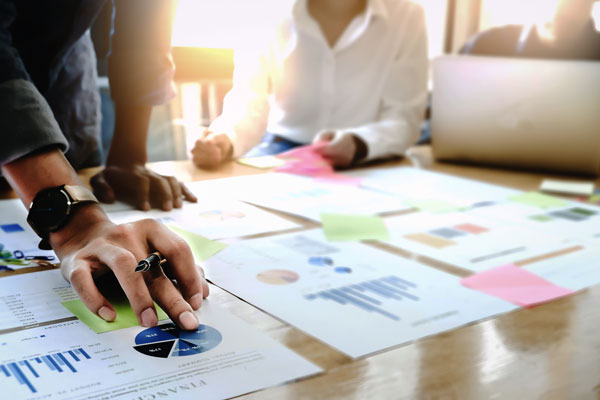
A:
[[133, 323, 222, 358]]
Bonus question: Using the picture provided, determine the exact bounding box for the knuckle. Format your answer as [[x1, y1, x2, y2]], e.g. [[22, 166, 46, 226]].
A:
[[171, 237, 191, 255], [68, 267, 87, 285], [111, 224, 134, 241], [167, 296, 187, 311], [112, 251, 137, 268]]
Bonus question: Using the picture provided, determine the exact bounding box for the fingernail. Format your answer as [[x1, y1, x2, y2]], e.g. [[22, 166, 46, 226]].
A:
[[140, 308, 158, 327], [179, 311, 199, 330], [142, 201, 151, 211], [163, 201, 173, 211], [98, 306, 116, 322], [189, 293, 203, 310]]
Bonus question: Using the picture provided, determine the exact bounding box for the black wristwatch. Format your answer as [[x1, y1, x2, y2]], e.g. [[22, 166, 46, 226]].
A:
[[27, 185, 99, 250]]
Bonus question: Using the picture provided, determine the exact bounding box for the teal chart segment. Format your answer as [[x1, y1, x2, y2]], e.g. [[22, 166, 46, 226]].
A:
[[134, 323, 222, 358]]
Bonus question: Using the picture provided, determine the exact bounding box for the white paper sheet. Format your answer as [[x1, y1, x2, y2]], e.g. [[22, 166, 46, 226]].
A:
[[0, 270, 77, 333], [203, 230, 517, 358], [107, 196, 299, 240], [382, 211, 579, 272], [0, 200, 57, 271], [468, 201, 600, 247], [348, 167, 520, 209], [523, 246, 600, 291], [540, 179, 595, 196], [0, 300, 320, 400], [192, 173, 408, 222]]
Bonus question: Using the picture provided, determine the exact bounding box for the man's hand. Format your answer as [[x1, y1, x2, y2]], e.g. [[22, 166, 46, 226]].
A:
[[90, 165, 197, 211], [314, 131, 367, 168], [52, 205, 209, 330], [191, 129, 233, 169]]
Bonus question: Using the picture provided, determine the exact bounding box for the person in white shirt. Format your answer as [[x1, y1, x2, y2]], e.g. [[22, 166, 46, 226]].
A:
[[191, 0, 428, 168]]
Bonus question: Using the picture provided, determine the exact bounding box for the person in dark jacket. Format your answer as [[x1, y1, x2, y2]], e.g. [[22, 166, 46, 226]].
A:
[[0, 0, 208, 331]]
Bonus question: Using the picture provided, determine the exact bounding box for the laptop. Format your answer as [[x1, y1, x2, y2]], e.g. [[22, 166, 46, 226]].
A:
[[431, 55, 600, 176]]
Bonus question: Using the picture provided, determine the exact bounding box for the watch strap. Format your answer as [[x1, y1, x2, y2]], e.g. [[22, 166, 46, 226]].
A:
[[63, 185, 99, 204]]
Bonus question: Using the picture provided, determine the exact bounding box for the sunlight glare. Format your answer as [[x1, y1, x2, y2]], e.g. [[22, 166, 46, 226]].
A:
[[172, 0, 292, 49], [480, 0, 561, 30]]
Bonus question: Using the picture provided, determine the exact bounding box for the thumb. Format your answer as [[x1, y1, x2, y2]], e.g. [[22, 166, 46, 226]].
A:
[[314, 131, 336, 143], [90, 172, 116, 204]]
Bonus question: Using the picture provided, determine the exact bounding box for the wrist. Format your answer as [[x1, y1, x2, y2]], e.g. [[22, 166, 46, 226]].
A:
[[351, 135, 367, 164], [49, 204, 109, 252], [106, 151, 147, 168]]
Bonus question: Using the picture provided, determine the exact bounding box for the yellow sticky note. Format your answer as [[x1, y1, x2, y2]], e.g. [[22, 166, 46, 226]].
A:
[[509, 192, 569, 209], [405, 199, 463, 213], [62, 298, 169, 334], [237, 156, 286, 169], [321, 213, 390, 242], [167, 225, 227, 262]]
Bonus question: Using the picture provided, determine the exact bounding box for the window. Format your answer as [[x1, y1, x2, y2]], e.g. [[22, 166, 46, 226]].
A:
[[172, 0, 449, 59], [479, 0, 600, 31], [414, 0, 448, 58]]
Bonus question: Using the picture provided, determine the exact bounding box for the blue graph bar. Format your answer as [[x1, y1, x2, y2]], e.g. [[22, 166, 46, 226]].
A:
[[56, 353, 77, 373], [67, 350, 80, 362], [44, 355, 62, 372], [8, 362, 36, 393], [1, 348, 91, 394], [305, 276, 419, 321], [387, 276, 418, 288], [41, 356, 55, 371], [23, 360, 39, 378], [341, 287, 381, 305], [77, 348, 91, 359]]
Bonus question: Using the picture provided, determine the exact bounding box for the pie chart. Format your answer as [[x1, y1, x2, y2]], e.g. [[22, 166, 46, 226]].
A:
[[256, 269, 299, 285], [133, 323, 222, 358]]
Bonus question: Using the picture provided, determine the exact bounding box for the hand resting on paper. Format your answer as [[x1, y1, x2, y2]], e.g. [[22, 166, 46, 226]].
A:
[[313, 131, 367, 168], [54, 209, 210, 331], [191, 129, 234, 169]]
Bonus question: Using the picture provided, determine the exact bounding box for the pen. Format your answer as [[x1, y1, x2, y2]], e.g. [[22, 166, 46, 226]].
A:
[[135, 251, 166, 273]]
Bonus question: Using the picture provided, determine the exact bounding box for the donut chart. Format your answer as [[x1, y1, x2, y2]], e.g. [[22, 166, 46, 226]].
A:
[[133, 323, 222, 358]]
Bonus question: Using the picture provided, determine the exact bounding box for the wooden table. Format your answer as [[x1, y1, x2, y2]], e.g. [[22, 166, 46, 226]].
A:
[[5, 146, 600, 399]]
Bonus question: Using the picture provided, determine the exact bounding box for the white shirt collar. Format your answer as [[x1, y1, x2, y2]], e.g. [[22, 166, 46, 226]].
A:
[[291, 0, 389, 49]]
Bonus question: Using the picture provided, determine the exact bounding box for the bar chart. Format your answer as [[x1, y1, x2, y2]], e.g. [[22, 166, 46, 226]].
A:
[[1, 348, 91, 394], [304, 276, 419, 321]]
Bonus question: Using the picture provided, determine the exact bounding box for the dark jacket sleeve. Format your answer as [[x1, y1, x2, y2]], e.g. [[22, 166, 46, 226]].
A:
[[108, 0, 177, 106], [0, 0, 68, 166]]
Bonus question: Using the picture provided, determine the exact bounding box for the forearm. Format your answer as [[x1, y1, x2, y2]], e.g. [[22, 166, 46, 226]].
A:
[[105, 103, 152, 166], [1, 147, 82, 206], [1, 147, 107, 250]]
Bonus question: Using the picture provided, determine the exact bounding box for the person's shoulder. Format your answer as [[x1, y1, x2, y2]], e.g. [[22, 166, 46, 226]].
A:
[[382, 0, 425, 15], [461, 25, 524, 55], [381, 0, 426, 26]]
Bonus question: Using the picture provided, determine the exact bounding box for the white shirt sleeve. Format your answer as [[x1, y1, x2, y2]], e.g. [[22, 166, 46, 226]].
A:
[[209, 48, 271, 158], [336, 6, 429, 162]]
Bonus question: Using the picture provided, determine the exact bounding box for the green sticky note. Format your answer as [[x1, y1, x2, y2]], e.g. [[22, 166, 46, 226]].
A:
[[167, 225, 227, 262], [62, 298, 169, 334], [509, 192, 569, 209], [321, 213, 390, 242], [405, 199, 463, 213]]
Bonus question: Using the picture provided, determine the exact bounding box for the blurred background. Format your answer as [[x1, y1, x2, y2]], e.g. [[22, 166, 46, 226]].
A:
[[96, 0, 600, 163]]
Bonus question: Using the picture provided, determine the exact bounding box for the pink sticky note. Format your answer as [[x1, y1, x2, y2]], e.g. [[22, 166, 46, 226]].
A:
[[315, 173, 363, 187], [277, 141, 329, 160], [461, 264, 574, 308], [275, 161, 333, 176]]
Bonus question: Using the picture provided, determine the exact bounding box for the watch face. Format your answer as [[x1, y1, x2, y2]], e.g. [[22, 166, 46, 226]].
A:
[[29, 188, 71, 231]]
